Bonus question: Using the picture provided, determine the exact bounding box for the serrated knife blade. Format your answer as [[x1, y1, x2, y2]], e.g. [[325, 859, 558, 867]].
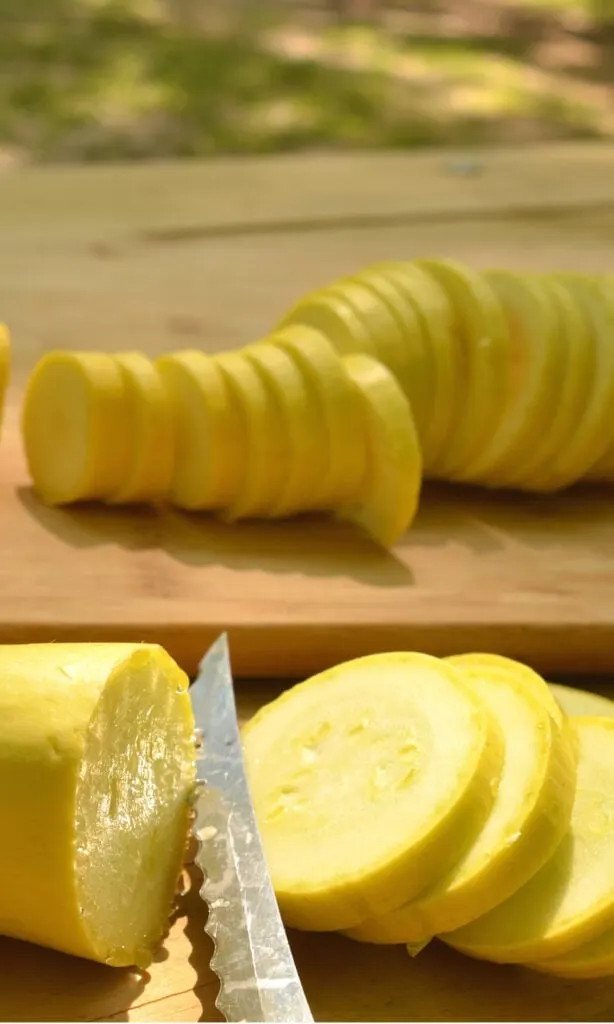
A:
[[191, 634, 314, 1024]]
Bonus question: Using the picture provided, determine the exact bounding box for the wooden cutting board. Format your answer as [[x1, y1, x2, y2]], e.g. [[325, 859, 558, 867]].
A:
[[2, 677, 614, 1024], [2, 397, 614, 678]]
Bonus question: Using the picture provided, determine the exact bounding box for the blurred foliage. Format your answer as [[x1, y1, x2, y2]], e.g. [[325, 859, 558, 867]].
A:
[[0, 0, 613, 161]]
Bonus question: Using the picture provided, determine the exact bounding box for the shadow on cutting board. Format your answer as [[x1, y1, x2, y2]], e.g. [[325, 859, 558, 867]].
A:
[[16, 486, 414, 589]]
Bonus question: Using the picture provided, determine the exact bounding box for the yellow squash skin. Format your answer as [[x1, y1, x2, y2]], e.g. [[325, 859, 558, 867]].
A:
[[412, 259, 509, 481], [466, 271, 561, 486], [241, 341, 328, 517], [350, 270, 429, 445], [370, 261, 456, 473], [0, 643, 195, 968], [337, 353, 422, 547], [529, 920, 614, 979], [349, 665, 575, 944], [242, 652, 503, 933], [549, 683, 614, 720], [22, 351, 132, 506], [108, 352, 174, 505], [0, 323, 10, 436], [156, 350, 246, 510], [444, 717, 614, 963], [214, 350, 290, 520], [267, 325, 367, 507], [277, 287, 378, 358]]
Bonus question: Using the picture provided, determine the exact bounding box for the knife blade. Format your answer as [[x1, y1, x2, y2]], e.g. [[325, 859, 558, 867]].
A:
[[191, 634, 314, 1024]]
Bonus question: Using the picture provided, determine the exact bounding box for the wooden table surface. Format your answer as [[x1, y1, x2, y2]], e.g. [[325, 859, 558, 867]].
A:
[[2, 142, 614, 1021]]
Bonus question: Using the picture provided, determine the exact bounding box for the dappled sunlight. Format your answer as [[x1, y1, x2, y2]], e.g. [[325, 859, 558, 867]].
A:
[[0, 0, 613, 161]]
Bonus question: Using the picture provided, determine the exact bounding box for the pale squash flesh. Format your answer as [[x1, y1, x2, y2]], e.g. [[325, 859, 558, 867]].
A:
[[0, 643, 195, 967], [242, 652, 503, 933]]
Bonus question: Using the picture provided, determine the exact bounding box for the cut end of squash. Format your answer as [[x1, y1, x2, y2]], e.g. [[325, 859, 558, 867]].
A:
[[22, 351, 130, 506], [75, 645, 195, 967]]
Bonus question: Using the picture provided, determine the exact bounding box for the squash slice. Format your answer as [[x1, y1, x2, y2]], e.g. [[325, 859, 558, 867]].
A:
[[412, 259, 509, 480], [242, 652, 504, 932], [348, 664, 575, 943], [370, 262, 455, 472], [0, 642, 195, 967], [267, 326, 367, 507], [465, 271, 560, 486], [549, 683, 614, 720], [23, 351, 131, 505], [529, 920, 614, 979], [277, 287, 377, 358], [512, 275, 592, 491], [351, 269, 430, 446], [527, 275, 614, 491], [108, 352, 174, 505], [337, 353, 422, 547], [156, 350, 245, 511], [241, 341, 327, 516], [444, 717, 614, 963], [214, 350, 290, 520]]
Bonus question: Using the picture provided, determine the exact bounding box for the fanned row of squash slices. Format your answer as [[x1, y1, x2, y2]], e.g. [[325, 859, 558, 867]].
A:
[[243, 652, 614, 979], [13, 257, 614, 548]]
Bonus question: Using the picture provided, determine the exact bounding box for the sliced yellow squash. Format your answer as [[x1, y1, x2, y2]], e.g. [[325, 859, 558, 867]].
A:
[[0, 323, 10, 435], [22, 351, 131, 505], [466, 271, 561, 486], [348, 664, 575, 943], [277, 286, 377, 358], [241, 341, 327, 517], [267, 325, 367, 507], [156, 350, 245, 511], [412, 259, 509, 480], [214, 349, 290, 520], [337, 353, 422, 547], [370, 261, 455, 473], [549, 682, 614, 719], [242, 652, 504, 932], [512, 274, 592, 491], [530, 921, 614, 979], [0, 642, 195, 967], [444, 717, 614, 963], [108, 352, 174, 505], [350, 269, 428, 434], [528, 275, 614, 491]]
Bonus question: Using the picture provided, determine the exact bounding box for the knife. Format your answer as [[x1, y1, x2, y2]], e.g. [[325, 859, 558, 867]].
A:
[[191, 634, 314, 1024]]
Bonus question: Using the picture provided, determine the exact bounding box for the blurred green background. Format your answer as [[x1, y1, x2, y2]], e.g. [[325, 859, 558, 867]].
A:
[[1, 0, 614, 163]]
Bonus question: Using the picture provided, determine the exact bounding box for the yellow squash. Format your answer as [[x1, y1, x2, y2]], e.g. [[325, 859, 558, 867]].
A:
[[549, 682, 614, 719], [337, 353, 422, 547], [370, 261, 455, 473], [22, 351, 131, 506], [350, 269, 429, 443], [466, 271, 560, 486], [267, 326, 367, 507], [529, 275, 614, 491], [445, 717, 614, 963], [511, 275, 591, 491], [156, 350, 246, 510], [242, 652, 503, 932], [349, 664, 575, 943], [0, 643, 195, 967], [108, 352, 174, 505], [412, 259, 509, 480], [277, 286, 377, 358], [241, 341, 327, 516], [214, 350, 290, 520]]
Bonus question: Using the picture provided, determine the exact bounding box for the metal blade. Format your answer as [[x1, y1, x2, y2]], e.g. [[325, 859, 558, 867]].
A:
[[191, 634, 313, 1024]]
